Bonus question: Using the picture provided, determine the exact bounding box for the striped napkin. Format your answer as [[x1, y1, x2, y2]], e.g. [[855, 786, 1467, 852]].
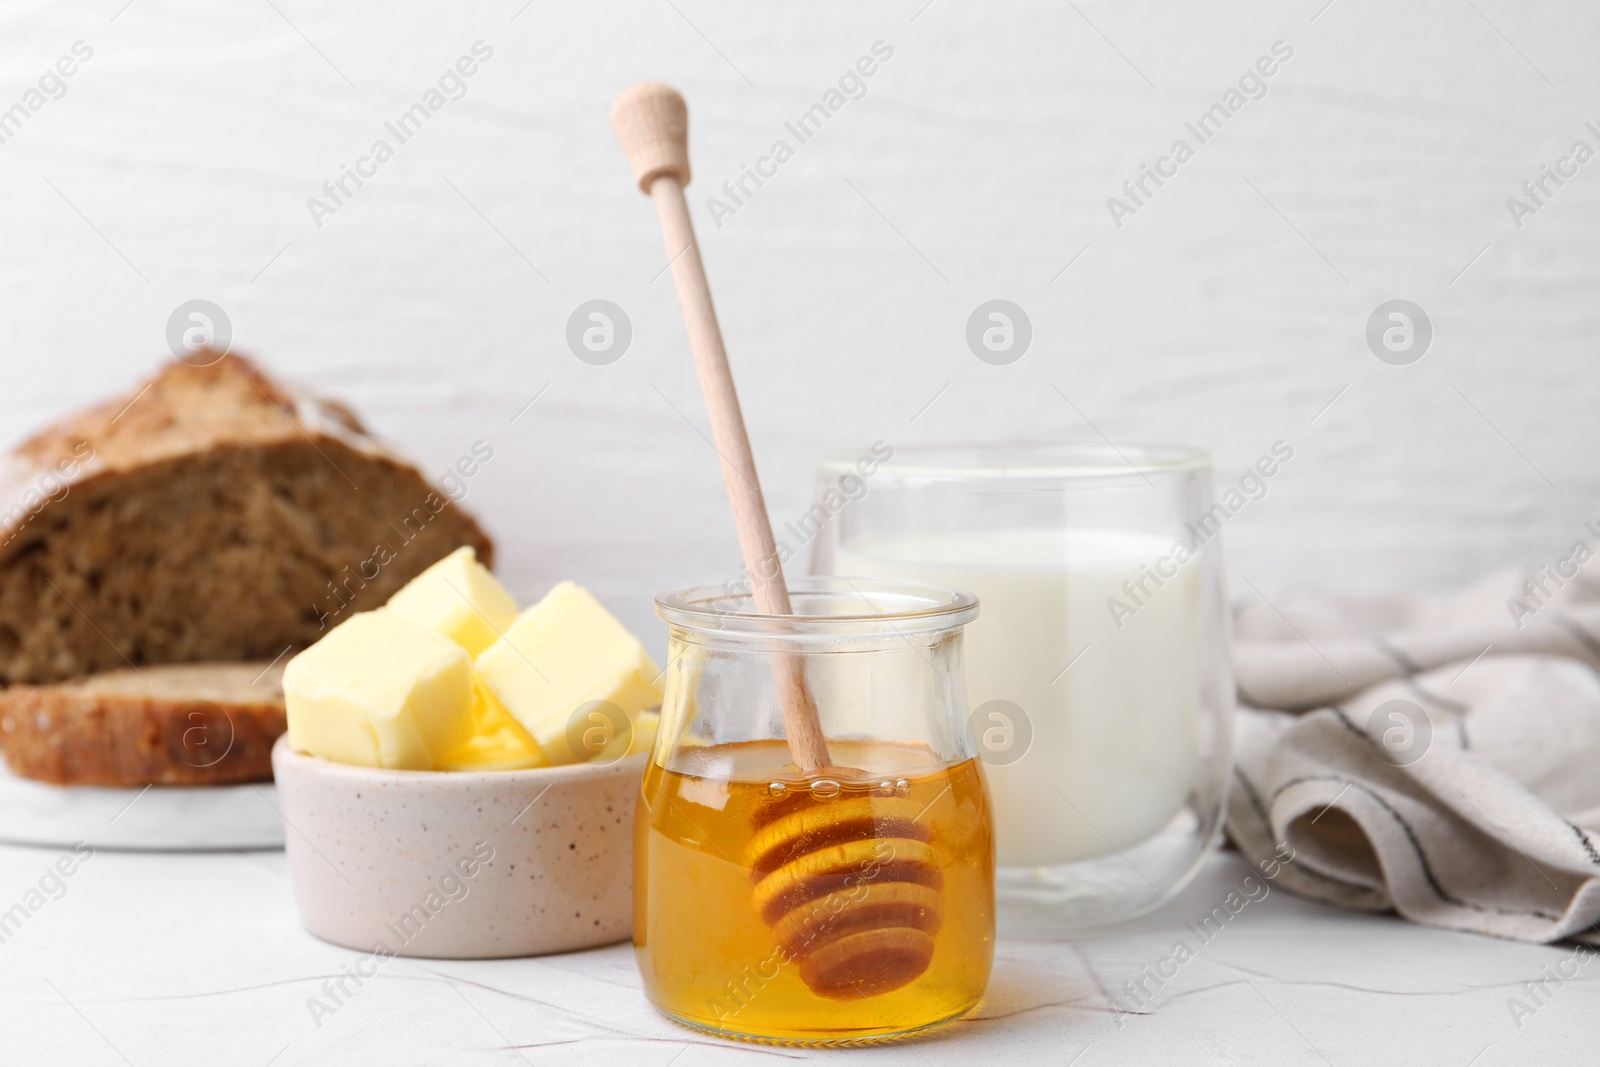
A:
[[1226, 565, 1600, 943]]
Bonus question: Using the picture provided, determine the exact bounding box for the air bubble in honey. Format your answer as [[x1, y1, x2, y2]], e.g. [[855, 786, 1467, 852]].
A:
[[809, 778, 841, 800]]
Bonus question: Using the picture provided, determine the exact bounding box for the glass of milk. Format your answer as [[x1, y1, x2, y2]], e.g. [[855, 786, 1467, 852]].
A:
[[809, 443, 1234, 927]]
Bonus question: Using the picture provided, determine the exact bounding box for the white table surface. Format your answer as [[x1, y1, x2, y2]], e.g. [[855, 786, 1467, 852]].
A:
[[0, 842, 1591, 1067]]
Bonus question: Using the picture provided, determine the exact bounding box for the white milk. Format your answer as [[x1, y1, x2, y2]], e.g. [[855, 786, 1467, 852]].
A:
[[833, 528, 1201, 867]]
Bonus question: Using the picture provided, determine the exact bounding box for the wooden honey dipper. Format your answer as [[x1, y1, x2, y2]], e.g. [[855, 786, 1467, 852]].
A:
[[612, 83, 941, 999]]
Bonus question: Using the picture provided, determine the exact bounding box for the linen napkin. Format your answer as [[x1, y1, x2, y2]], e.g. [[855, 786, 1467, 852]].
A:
[[1226, 565, 1600, 943]]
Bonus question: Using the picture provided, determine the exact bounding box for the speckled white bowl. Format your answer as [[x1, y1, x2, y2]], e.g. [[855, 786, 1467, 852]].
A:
[[271, 735, 644, 959]]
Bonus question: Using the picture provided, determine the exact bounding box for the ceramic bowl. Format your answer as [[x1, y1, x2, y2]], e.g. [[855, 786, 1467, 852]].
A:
[[271, 735, 645, 959]]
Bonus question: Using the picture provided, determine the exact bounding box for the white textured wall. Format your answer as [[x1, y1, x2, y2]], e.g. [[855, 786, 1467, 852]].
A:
[[2, 0, 1596, 646]]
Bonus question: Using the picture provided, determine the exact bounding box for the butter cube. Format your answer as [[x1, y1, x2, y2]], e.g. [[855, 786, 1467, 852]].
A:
[[592, 709, 660, 764], [284, 611, 475, 770], [437, 676, 550, 772], [475, 581, 663, 765], [385, 546, 518, 657]]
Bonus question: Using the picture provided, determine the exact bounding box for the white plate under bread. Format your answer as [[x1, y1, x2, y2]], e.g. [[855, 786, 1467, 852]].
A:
[[0, 761, 285, 850]]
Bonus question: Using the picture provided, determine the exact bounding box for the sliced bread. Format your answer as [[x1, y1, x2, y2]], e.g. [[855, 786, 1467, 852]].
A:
[[0, 661, 286, 786]]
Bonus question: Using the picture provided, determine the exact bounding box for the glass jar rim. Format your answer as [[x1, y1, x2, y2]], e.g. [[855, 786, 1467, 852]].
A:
[[820, 440, 1211, 482], [656, 575, 979, 635]]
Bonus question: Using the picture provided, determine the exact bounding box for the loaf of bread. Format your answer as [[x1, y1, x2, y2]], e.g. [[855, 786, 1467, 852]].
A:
[[0, 661, 286, 786], [0, 353, 492, 685], [0, 353, 495, 787]]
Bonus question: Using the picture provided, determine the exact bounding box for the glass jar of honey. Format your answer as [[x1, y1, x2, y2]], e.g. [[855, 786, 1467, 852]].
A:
[[636, 578, 994, 1045]]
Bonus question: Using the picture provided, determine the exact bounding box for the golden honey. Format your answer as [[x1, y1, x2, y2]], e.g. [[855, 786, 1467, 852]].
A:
[[634, 738, 994, 1044]]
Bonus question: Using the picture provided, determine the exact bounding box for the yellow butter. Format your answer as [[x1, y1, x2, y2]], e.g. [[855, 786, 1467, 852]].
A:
[[284, 611, 475, 770], [593, 709, 660, 764], [437, 675, 550, 772], [476, 581, 663, 765], [630, 709, 660, 757], [385, 546, 518, 657]]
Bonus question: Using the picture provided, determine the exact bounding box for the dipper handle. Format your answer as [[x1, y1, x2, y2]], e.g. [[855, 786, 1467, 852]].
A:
[[611, 82, 831, 774]]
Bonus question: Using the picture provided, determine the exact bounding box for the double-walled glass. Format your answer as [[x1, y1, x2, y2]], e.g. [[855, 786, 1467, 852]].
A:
[[811, 443, 1235, 928], [635, 578, 994, 1045]]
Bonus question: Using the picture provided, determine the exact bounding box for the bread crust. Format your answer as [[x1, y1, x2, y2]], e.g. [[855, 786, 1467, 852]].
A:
[[0, 663, 287, 786]]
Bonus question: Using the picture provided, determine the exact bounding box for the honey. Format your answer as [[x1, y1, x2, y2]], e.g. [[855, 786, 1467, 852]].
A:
[[634, 738, 995, 1044]]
